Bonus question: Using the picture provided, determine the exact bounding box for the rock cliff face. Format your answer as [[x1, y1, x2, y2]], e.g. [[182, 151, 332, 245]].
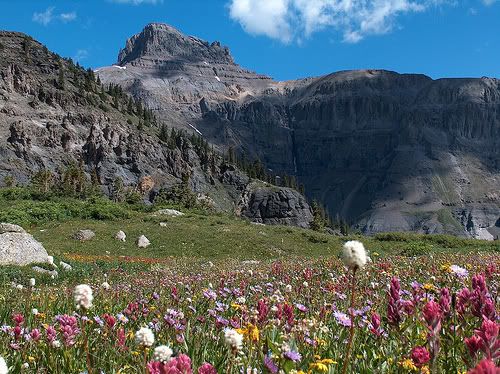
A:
[[238, 183, 313, 228], [0, 31, 312, 228], [99, 24, 500, 238]]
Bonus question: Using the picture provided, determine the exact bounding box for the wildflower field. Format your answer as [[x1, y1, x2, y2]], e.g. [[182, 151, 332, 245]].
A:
[[0, 197, 499, 373]]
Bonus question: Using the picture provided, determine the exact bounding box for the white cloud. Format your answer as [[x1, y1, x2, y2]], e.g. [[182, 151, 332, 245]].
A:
[[32, 7, 77, 26], [60, 12, 77, 23], [229, 0, 292, 43], [74, 49, 89, 62], [32, 7, 54, 26], [482, 0, 498, 5], [110, 0, 163, 4], [229, 0, 450, 43]]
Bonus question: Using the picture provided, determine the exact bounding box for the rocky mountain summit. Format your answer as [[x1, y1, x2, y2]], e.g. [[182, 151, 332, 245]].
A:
[[0, 31, 313, 228], [98, 23, 500, 238]]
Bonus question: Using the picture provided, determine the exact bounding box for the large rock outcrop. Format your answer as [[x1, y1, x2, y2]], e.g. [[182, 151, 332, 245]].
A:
[[98, 24, 500, 237], [238, 184, 313, 228], [0, 223, 49, 266]]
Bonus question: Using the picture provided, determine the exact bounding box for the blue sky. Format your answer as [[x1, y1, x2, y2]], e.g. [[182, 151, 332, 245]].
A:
[[0, 0, 499, 81]]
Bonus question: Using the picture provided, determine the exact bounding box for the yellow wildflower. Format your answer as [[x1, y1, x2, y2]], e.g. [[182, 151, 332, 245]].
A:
[[420, 366, 430, 374], [441, 263, 452, 273], [236, 323, 260, 342], [309, 362, 328, 372], [399, 358, 418, 371], [309, 357, 336, 372], [231, 303, 242, 310], [423, 283, 435, 292], [319, 358, 336, 365]]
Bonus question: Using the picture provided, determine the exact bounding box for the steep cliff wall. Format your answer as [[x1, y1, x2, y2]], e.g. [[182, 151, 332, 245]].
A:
[[98, 24, 500, 238]]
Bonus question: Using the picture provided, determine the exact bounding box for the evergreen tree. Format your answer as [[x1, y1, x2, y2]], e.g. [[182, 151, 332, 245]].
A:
[[57, 64, 65, 90], [159, 124, 169, 142], [310, 200, 327, 232]]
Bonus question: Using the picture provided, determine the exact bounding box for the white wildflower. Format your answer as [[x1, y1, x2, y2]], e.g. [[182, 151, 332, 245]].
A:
[[47, 256, 54, 265], [101, 282, 110, 290], [51, 340, 61, 348], [224, 328, 243, 352], [32, 308, 38, 315], [153, 345, 173, 362], [135, 327, 155, 347], [236, 296, 246, 304], [74, 284, 93, 310], [22, 363, 29, 369], [285, 284, 292, 293], [341, 240, 367, 270], [0, 356, 7, 374], [29, 278, 36, 287], [16, 284, 23, 290], [303, 281, 308, 287]]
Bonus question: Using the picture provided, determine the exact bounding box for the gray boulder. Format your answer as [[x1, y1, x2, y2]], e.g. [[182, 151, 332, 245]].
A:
[[238, 184, 313, 228], [73, 229, 96, 242], [0, 223, 49, 266]]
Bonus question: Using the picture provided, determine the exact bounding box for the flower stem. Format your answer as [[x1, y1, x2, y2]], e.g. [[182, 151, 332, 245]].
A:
[[82, 320, 92, 374], [342, 267, 357, 374]]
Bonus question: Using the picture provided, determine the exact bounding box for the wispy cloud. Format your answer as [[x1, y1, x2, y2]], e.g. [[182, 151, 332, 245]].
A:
[[228, 0, 491, 44], [109, 0, 163, 4], [60, 12, 77, 23], [74, 49, 89, 63], [32, 7, 78, 26], [32, 7, 55, 26]]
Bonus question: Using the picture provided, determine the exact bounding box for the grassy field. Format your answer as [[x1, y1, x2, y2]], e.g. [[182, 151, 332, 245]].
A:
[[0, 188, 498, 286]]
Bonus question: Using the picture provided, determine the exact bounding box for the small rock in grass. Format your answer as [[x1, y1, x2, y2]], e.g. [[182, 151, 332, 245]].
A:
[[137, 235, 151, 248], [32, 266, 58, 278], [115, 230, 127, 242], [154, 209, 184, 217], [73, 229, 95, 242], [60, 261, 72, 271]]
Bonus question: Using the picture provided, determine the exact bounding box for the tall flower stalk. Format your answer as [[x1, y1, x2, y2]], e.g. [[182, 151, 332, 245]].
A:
[[340, 241, 368, 374]]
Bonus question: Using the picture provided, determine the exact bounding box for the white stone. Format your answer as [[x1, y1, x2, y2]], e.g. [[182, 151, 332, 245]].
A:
[[115, 230, 127, 242], [154, 209, 185, 217], [137, 235, 151, 248], [60, 261, 72, 271]]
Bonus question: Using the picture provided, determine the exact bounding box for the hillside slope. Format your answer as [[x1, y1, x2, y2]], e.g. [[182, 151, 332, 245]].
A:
[[0, 31, 313, 228], [98, 23, 500, 238]]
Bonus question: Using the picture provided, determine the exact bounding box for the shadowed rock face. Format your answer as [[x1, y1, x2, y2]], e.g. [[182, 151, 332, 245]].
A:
[[238, 184, 313, 228], [99, 24, 500, 238]]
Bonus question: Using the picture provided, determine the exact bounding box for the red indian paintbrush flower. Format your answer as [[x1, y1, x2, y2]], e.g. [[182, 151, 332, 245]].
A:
[[387, 277, 402, 327], [467, 359, 500, 374], [411, 346, 431, 368]]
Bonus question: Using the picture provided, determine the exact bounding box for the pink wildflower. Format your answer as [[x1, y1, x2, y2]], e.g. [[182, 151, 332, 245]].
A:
[[197, 363, 217, 374], [411, 346, 431, 368], [467, 359, 500, 374], [387, 277, 402, 326]]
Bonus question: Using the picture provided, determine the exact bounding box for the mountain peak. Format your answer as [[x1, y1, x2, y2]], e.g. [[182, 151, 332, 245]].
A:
[[117, 23, 234, 66]]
